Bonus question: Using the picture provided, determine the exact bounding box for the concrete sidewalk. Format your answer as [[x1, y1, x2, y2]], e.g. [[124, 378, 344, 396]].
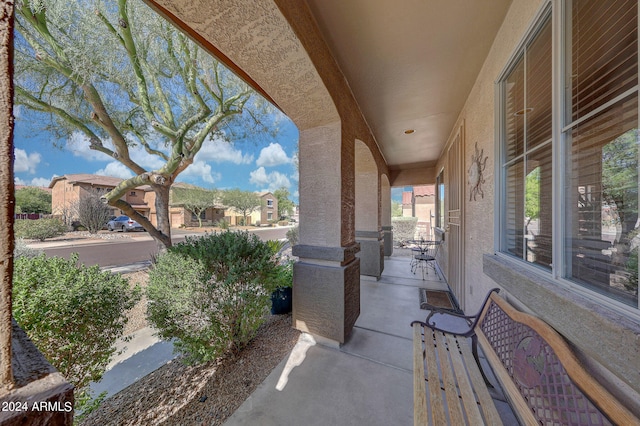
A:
[[25, 225, 293, 250], [224, 255, 518, 426]]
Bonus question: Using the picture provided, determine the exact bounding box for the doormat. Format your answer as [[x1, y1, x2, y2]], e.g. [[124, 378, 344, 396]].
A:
[[418, 289, 461, 313]]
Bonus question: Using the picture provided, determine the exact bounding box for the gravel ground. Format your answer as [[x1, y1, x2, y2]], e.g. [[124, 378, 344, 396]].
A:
[[81, 314, 299, 426], [121, 271, 149, 336]]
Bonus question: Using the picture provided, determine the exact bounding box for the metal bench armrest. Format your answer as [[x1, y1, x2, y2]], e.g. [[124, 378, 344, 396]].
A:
[[412, 288, 500, 337]]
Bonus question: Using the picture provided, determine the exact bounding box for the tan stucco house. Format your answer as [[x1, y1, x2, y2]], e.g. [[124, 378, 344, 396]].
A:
[[49, 174, 150, 222], [224, 191, 279, 226], [2, 0, 640, 422]]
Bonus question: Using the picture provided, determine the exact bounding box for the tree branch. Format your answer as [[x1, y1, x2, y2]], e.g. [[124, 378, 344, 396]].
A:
[[108, 198, 171, 247], [116, 0, 175, 139]]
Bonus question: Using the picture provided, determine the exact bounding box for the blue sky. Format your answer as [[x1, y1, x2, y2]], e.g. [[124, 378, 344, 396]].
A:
[[13, 108, 302, 203], [13, 107, 406, 205]]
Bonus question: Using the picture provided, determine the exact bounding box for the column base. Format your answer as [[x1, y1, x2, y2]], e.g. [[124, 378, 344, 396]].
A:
[[292, 244, 360, 344], [356, 230, 384, 279], [382, 226, 394, 256]]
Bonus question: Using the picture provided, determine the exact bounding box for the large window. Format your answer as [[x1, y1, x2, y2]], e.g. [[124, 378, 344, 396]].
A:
[[499, 0, 639, 311]]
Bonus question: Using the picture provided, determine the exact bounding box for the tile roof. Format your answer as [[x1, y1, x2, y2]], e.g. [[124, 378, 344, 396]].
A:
[[49, 174, 152, 190]]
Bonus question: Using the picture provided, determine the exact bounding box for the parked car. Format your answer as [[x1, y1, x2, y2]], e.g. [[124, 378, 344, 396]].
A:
[[102, 216, 117, 230], [107, 215, 145, 232]]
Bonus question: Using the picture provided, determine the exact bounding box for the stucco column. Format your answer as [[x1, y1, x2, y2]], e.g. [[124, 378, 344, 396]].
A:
[[355, 141, 384, 279], [293, 122, 360, 345], [381, 175, 393, 256], [0, 1, 14, 392]]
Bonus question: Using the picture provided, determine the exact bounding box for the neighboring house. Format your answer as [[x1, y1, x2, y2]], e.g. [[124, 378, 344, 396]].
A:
[[402, 185, 435, 239], [224, 191, 278, 226], [49, 174, 147, 222], [252, 192, 278, 224], [168, 183, 226, 227]]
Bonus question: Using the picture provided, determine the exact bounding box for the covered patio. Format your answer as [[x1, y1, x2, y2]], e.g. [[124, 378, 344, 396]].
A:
[[225, 253, 517, 426], [1, 0, 639, 424]]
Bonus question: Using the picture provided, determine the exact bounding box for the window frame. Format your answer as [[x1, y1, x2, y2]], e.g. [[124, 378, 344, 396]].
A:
[[495, 0, 640, 318], [435, 168, 445, 230]]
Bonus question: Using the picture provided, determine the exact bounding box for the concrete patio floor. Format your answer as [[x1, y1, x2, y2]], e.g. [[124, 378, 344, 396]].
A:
[[224, 253, 518, 426]]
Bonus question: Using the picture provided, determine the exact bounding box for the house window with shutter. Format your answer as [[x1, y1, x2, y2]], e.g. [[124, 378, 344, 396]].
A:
[[499, 0, 638, 311], [501, 14, 552, 269]]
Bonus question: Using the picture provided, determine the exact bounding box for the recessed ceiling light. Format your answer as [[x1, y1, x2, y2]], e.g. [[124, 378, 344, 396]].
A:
[[404, 129, 415, 135]]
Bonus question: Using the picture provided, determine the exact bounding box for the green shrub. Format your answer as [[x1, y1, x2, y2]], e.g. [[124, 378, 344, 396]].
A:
[[392, 217, 419, 244], [147, 232, 280, 364], [286, 225, 299, 246], [12, 253, 140, 414], [272, 260, 294, 289], [216, 219, 230, 230], [14, 218, 68, 241]]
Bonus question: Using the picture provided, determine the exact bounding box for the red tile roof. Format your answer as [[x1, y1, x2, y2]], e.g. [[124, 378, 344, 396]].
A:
[[413, 185, 435, 197]]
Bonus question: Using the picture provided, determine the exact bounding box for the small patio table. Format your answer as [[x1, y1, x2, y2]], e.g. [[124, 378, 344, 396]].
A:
[[408, 239, 441, 280]]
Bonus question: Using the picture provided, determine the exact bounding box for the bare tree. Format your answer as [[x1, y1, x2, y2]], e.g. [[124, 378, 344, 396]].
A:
[[14, 0, 277, 250], [77, 193, 113, 233]]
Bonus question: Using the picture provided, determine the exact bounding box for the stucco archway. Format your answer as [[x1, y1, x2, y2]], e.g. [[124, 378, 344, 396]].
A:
[[380, 174, 393, 256], [355, 140, 383, 278], [144, 0, 392, 344]]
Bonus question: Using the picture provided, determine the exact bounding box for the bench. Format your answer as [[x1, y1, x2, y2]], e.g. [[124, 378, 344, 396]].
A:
[[411, 289, 640, 425]]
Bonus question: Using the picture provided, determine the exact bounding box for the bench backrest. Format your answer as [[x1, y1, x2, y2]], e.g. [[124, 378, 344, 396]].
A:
[[475, 293, 639, 426]]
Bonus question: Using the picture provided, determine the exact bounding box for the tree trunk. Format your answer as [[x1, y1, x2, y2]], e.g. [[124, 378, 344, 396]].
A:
[[0, 0, 14, 392], [154, 184, 173, 252]]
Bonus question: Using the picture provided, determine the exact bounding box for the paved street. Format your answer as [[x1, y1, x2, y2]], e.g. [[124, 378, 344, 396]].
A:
[[40, 226, 291, 268]]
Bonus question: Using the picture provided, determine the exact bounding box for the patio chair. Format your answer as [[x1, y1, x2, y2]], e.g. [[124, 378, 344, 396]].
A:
[[410, 240, 441, 280]]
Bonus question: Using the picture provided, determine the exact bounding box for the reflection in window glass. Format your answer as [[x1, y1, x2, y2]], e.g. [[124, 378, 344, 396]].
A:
[[566, 97, 638, 306]]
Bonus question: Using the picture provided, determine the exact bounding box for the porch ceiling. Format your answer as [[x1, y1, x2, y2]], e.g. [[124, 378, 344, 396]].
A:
[[147, 0, 512, 172], [305, 0, 512, 167]]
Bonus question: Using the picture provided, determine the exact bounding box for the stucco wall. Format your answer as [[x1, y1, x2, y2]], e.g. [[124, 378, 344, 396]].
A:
[[444, 0, 640, 409], [438, 0, 545, 313]]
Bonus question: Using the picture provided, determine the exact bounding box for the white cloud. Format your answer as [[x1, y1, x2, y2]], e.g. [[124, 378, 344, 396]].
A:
[[95, 162, 134, 180], [66, 132, 112, 162], [249, 167, 291, 192], [256, 143, 291, 167], [196, 136, 254, 164], [178, 160, 221, 184], [14, 149, 41, 174], [30, 177, 54, 187], [15, 175, 57, 187]]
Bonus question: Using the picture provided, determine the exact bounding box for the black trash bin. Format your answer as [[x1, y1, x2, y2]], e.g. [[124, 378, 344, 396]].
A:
[[271, 287, 292, 315]]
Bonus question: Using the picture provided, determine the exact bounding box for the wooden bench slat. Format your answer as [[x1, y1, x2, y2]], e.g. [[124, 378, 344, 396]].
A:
[[421, 325, 447, 425], [434, 330, 466, 425], [457, 335, 503, 425], [445, 333, 486, 425], [413, 323, 429, 426]]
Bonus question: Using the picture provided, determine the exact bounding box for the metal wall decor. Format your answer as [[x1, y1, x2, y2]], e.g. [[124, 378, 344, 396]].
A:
[[468, 141, 488, 201]]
